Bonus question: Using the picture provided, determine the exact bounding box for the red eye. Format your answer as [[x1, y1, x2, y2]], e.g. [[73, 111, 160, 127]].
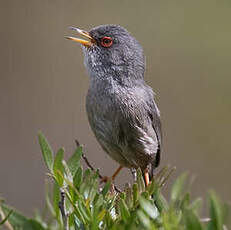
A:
[[100, 36, 113, 48]]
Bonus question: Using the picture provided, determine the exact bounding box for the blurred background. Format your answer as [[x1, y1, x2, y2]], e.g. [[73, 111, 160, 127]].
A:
[[0, 0, 230, 215]]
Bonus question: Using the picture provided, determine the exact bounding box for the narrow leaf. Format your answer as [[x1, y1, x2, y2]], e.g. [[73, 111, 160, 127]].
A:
[[53, 182, 60, 219], [23, 219, 47, 230], [184, 209, 203, 230], [171, 173, 187, 203], [137, 168, 145, 192], [73, 166, 83, 189], [189, 198, 203, 213], [53, 148, 64, 173], [207, 191, 225, 230], [155, 190, 169, 212], [0, 209, 13, 225], [38, 132, 54, 172], [140, 197, 159, 219], [1, 204, 28, 228], [102, 181, 111, 197], [137, 210, 152, 229], [133, 183, 139, 206], [67, 146, 83, 176], [53, 148, 64, 186], [119, 199, 130, 222]]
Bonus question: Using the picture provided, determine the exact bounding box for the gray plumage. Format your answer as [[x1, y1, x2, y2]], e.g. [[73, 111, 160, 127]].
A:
[[81, 25, 162, 175]]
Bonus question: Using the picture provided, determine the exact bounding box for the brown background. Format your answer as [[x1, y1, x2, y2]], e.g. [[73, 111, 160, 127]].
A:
[[0, 0, 230, 216]]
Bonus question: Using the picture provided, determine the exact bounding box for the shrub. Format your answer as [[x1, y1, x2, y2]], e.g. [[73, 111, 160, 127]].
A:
[[0, 133, 229, 230]]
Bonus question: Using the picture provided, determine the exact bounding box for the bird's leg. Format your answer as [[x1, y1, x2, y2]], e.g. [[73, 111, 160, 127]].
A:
[[112, 165, 123, 181], [144, 168, 150, 186], [101, 165, 123, 183]]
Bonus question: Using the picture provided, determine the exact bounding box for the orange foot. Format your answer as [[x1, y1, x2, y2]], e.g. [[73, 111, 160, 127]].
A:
[[144, 168, 150, 186]]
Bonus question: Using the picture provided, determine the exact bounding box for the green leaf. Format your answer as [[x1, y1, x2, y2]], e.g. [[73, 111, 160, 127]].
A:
[[140, 197, 159, 219], [91, 205, 100, 230], [67, 146, 83, 176], [72, 204, 86, 227], [79, 169, 95, 200], [184, 209, 203, 230], [189, 198, 203, 213], [45, 186, 56, 217], [83, 168, 91, 180], [53, 148, 64, 186], [94, 194, 104, 209], [162, 209, 182, 230], [77, 200, 91, 223], [124, 183, 133, 209], [137, 168, 145, 192], [38, 132, 54, 173], [73, 166, 83, 189], [137, 210, 152, 229], [102, 181, 111, 197], [68, 212, 75, 229], [155, 190, 169, 212], [120, 192, 126, 200], [147, 178, 157, 196], [171, 173, 187, 203], [1, 203, 28, 227], [62, 159, 73, 182], [132, 183, 139, 206], [23, 219, 47, 230], [0, 209, 13, 225], [141, 191, 149, 200], [207, 191, 225, 230], [87, 172, 99, 202], [1, 204, 47, 229], [180, 192, 190, 209], [53, 182, 60, 219], [98, 209, 106, 222], [53, 148, 64, 172], [33, 210, 46, 227], [119, 199, 130, 222]]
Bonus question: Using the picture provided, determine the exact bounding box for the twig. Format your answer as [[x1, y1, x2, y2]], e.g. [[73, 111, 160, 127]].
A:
[[75, 139, 121, 193], [59, 188, 68, 230], [0, 206, 14, 230]]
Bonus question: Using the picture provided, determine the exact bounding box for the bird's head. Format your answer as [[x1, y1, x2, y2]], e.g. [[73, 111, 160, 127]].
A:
[[66, 25, 145, 84]]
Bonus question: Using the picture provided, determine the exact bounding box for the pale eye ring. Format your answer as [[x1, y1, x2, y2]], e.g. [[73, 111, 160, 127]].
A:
[[100, 36, 113, 48]]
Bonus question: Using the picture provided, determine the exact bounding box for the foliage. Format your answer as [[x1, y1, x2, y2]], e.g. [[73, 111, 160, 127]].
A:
[[0, 132, 229, 230]]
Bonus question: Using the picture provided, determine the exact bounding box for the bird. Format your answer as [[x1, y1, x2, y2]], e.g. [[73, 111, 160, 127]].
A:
[[66, 25, 162, 186]]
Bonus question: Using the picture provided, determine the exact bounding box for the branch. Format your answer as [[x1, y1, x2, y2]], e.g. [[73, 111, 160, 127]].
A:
[[75, 140, 121, 193], [58, 188, 68, 230]]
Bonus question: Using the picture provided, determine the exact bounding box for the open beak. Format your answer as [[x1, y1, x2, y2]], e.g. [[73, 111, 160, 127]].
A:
[[65, 27, 95, 47]]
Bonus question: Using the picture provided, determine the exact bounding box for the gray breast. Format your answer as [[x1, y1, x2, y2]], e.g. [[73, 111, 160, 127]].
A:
[[86, 79, 159, 170]]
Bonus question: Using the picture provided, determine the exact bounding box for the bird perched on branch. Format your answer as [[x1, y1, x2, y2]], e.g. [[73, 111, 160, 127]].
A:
[[66, 25, 162, 186]]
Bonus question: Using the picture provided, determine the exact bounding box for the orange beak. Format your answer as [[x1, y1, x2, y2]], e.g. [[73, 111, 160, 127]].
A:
[[65, 27, 95, 47]]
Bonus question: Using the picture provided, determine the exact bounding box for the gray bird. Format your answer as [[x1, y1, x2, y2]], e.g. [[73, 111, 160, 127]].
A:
[[66, 25, 162, 185]]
